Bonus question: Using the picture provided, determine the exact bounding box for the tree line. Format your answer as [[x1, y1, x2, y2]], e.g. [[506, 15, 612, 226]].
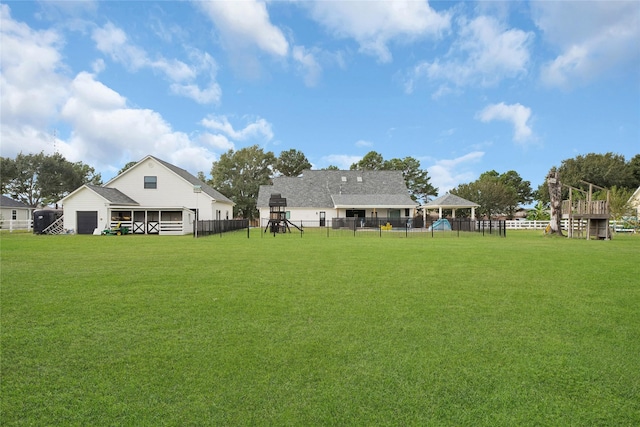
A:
[[2, 150, 638, 220]]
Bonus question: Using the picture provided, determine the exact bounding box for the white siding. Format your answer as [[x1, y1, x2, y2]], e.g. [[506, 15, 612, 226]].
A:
[[109, 157, 232, 220], [62, 188, 109, 232], [0, 207, 31, 222]]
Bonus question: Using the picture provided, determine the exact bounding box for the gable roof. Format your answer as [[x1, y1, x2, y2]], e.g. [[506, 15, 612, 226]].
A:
[[106, 155, 233, 204], [86, 185, 139, 205], [0, 195, 31, 209], [257, 170, 416, 208], [422, 193, 479, 208], [60, 184, 140, 205]]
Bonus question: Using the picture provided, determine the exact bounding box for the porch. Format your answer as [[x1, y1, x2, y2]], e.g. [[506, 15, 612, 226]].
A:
[[108, 208, 194, 235]]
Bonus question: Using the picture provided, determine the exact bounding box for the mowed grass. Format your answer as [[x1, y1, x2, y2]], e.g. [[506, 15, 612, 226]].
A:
[[1, 230, 639, 426]]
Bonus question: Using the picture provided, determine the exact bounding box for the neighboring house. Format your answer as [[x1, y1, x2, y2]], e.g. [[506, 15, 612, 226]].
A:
[[628, 186, 640, 216], [60, 155, 234, 235], [0, 195, 33, 230], [257, 169, 417, 227], [421, 193, 480, 220]]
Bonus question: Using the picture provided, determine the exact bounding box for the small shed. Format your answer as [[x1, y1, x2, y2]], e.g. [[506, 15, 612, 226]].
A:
[[421, 193, 479, 220]]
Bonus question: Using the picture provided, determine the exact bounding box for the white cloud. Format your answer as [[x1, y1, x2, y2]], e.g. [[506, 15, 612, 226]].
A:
[[0, 4, 68, 133], [200, 115, 274, 142], [476, 102, 533, 143], [91, 22, 220, 104], [196, 0, 288, 57], [197, 133, 235, 152], [92, 22, 149, 71], [292, 45, 322, 87], [405, 15, 532, 94], [533, 1, 640, 88], [308, 0, 450, 63], [57, 72, 216, 176], [170, 82, 221, 105], [355, 139, 373, 148], [321, 154, 362, 170], [0, 4, 232, 179], [425, 151, 484, 195]]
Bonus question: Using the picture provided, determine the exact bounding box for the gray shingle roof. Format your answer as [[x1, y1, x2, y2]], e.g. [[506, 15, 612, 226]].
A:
[[257, 170, 416, 208], [151, 156, 233, 204], [422, 193, 479, 208], [0, 195, 30, 209], [86, 185, 139, 205]]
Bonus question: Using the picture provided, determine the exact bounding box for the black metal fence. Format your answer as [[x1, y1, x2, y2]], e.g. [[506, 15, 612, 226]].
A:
[[258, 218, 506, 238], [194, 219, 249, 237]]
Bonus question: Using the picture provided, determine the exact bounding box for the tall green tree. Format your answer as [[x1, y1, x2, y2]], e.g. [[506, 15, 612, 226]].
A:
[[608, 186, 634, 220], [385, 156, 438, 203], [350, 151, 437, 203], [1, 152, 101, 207], [629, 154, 640, 188], [275, 149, 312, 177], [210, 145, 276, 220], [526, 201, 550, 220], [451, 173, 517, 219], [558, 152, 635, 190], [117, 161, 138, 176], [534, 152, 639, 206], [350, 151, 385, 171]]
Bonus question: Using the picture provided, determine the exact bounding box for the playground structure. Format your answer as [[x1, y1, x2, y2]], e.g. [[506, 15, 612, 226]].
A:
[[264, 194, 303, 235], [561, 181, 611, 239], [428, 218, 452, 231]]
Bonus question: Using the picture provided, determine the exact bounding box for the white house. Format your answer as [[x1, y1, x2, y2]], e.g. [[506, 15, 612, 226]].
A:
[[60, 155, 234, 235], [0, 195, 33, 230], [257, 169, 417, 227]]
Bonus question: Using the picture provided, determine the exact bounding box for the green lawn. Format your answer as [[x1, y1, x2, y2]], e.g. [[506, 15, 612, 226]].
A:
[[1, 230, 639, 425]]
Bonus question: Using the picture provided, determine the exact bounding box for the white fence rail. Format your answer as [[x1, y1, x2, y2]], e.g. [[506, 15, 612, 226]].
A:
[[505, 220, 550, 230], [0, 219, 33, 232], [505, 219, 636, 232]]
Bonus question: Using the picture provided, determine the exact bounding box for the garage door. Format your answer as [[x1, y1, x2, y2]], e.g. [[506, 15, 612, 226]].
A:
[[77, 211, 98, 234]]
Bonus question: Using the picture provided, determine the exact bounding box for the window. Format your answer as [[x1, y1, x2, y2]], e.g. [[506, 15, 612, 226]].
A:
[[161, 211, 182, 221], [144, 176, 157, 189], [405, 208, 410, 217], [12, 209, 17, 220]]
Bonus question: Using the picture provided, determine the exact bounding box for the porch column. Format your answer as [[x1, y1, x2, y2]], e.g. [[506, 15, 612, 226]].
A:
[[438, 207, 443, 219], [451, 208, 456, 219], [471, 207, 476, 220]]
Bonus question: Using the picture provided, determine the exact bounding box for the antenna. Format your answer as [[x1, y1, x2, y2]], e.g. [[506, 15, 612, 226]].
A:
[[52, 128, 58, 154]]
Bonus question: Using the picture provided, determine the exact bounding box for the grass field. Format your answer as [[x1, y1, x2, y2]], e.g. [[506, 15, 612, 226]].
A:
[[1, 230, 639, 425]]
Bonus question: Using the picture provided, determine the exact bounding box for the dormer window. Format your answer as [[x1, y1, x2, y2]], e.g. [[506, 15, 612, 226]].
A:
[[144, 176, 157, 189]]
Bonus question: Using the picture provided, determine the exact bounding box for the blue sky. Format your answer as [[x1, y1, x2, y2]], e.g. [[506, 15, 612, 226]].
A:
[[1, 1, 638, 197]]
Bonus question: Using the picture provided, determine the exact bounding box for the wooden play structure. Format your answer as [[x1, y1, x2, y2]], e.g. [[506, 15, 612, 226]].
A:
[[562, 181, 611, 240], [264, 193, 303, 234]]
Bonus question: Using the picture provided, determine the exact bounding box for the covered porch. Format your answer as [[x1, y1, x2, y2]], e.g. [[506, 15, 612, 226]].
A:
[[107, 206, 195, 235], [421, 194, 479, 222]]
